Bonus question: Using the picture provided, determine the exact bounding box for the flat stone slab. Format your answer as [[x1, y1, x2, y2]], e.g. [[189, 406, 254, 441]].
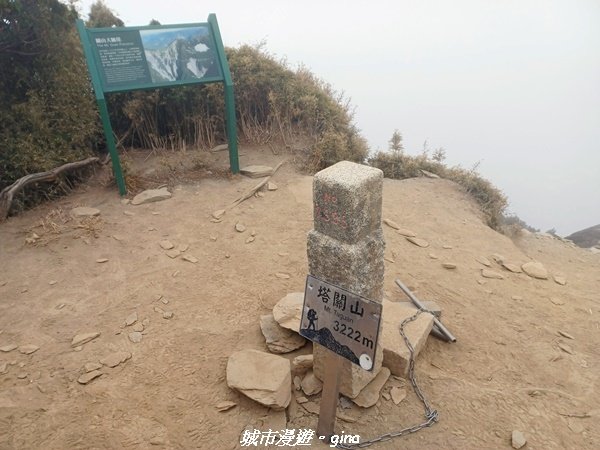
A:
[[351, 367, 390, 408], [502, 262, 522, 273], [522, 261, 548, 279], [381, 300, 434, 377], [260, 314, 306, 354], [77, 370, 103, 385], [481, 269, 504, 279], [476, 256, 492, 267], [131, 188, 171, 205], [406, 236, 429, 248], [71, 207, 100, 217], [300, 370, 322, 396], [226, 349, 291, 410], [272, 292, 304, 333], [18, 344, 39, 355], [240, 165, 273, 178], [71, 332, 100, 348], [100, 351, 132, 368]]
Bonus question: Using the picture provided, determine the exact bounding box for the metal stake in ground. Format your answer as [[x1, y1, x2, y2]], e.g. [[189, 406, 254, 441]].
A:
[[304, 161, 385, 441]]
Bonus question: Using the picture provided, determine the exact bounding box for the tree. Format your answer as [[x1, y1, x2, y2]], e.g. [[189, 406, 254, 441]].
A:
[[0, 0, 100, 191], [388, 130, 403, 157], [86, 0, 123, 28]]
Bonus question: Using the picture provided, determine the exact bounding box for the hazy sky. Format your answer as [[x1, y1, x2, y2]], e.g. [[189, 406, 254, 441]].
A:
[[77, 0, 600, 236]]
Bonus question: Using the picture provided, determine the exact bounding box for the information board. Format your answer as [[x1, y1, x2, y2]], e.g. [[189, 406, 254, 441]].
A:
[[87, 24, 223, 92], [76, 15, 239, 196], [300, 275, 382, 371]]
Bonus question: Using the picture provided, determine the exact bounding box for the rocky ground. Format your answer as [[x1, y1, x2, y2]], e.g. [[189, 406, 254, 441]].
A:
[[0, 146, 598, 449]]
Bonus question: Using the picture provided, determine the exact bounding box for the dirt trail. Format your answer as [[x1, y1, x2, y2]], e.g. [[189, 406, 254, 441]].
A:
[[0, 147, 598, 449]]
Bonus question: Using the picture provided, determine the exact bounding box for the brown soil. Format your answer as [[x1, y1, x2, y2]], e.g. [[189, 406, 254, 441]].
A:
[[0, 146, 598, 449]]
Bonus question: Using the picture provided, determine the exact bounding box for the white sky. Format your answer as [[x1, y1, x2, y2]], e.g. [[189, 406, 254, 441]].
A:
[[76, 0, 600, 236]]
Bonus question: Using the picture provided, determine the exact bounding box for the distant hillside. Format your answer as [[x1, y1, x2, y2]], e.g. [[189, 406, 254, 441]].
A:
[[566, 224, 600, 248]]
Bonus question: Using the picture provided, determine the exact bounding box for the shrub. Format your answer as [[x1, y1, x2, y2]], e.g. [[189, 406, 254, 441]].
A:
[[369, 141, 508, 230], [0, 0, 100, 193]]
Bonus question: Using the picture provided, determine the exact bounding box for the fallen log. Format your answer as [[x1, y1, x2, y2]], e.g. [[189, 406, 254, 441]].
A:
[[0, 156, 100, 221]]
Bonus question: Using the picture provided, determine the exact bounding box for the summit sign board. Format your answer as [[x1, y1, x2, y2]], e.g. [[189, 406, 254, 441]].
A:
[[300, 275, 382, 371]]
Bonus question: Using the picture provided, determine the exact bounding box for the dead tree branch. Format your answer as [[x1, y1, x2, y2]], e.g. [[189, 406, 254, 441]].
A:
[[0, 156, 100, 221]]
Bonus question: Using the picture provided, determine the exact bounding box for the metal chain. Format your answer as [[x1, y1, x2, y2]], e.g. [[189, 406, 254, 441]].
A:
[[335, 309, 439, 449]]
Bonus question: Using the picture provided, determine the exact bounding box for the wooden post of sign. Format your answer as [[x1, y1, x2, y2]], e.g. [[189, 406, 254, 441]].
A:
[[307, 161, 385, 441]]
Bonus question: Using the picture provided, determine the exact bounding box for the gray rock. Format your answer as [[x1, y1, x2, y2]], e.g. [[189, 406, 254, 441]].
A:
[[71, 207, 100, 217], [240, 165, 274, 178], [260, 314, 306, 354], [77, 370, 103, 385], [511, 430, 527, 449], [226, 349, 291, 409], [272, 293, 304, 332], [522, 261, 548, 279], [131, 188, 171, 205], [71, 332, 100, 347]]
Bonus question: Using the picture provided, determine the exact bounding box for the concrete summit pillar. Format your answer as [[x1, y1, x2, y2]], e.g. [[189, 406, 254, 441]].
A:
[[307, 161, 385, 398]]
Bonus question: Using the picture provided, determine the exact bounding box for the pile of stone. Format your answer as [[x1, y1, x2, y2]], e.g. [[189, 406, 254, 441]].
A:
[[225, 291, 436, 411]]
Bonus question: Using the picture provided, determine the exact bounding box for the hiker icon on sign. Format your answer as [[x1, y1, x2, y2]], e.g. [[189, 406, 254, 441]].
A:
[[307, 309, 318, 330]]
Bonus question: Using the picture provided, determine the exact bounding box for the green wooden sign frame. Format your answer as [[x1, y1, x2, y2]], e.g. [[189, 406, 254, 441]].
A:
[[76, 14, 239, 195]]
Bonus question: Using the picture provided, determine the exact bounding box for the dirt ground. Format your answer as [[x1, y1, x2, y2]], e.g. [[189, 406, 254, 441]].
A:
[[0, 146, 598, 450]]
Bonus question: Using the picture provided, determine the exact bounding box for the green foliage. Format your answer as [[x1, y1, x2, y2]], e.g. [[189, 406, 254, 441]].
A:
[[0, 0, 99, 192], [388, 130, 403, 156], [369, 133, 508, 230], [86, 1, 123, 28]]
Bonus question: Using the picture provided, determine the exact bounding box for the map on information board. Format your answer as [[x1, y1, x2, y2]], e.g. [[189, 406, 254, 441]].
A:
[[88, 24, 222, 92]]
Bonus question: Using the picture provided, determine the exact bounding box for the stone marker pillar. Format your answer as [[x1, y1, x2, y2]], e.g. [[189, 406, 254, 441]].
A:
[[307, 161, 385, 399]]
